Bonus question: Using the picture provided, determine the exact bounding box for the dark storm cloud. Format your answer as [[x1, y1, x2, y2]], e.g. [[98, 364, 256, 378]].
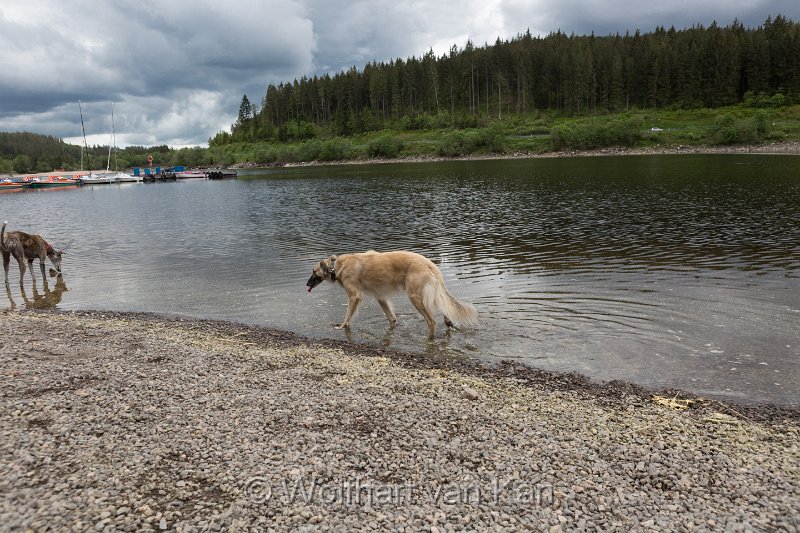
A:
[[501, 0, 800, 37], [0, 0, 314, 147], [0, 0, 797, 147]]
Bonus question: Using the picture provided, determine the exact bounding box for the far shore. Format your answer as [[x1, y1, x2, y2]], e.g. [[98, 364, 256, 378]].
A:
[[4, 141, 798, 179], [235, 140, 800, 170]]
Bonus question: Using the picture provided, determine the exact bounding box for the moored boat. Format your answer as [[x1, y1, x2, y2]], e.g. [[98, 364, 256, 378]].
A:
[[0, 179, 25, 190], [116, 173, 141, 183], [28, 176, 79, 188], [79, 172, 117, 185], [207, 170, 237, 180], [175, 171, 208, 179]]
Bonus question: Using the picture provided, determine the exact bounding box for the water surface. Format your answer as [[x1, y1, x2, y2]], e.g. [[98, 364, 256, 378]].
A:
[[2, 154, 798, 405]]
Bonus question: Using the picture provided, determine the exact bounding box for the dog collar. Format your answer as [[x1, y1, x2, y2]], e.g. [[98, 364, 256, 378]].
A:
[[46, 243, 53, 253], [330, 258, 336, 281]]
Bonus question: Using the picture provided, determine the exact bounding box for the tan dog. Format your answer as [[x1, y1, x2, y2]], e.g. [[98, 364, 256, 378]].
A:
[[307, 250, 477, 339], [2, 221, 64, 284]]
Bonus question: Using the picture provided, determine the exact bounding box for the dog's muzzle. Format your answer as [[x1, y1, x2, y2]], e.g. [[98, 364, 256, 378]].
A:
[[306, 274, 323, 292]]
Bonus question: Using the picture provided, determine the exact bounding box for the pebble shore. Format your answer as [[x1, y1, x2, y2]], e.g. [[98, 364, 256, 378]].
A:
[[1, 310, 798, 531]]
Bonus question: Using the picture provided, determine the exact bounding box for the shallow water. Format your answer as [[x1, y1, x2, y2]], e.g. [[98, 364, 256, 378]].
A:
[[2, 154, 798, 405]]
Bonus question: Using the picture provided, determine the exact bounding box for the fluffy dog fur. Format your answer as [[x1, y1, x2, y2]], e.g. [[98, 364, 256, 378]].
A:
[[307, 250, 477, 338], [1, 221, 63, 284]]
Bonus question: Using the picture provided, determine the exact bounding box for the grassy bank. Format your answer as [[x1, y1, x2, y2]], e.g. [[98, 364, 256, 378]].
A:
[[206, 105, 800, 166]]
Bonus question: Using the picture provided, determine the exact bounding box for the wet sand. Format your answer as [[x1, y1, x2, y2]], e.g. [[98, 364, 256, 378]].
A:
[[2, 309, 798, 531]]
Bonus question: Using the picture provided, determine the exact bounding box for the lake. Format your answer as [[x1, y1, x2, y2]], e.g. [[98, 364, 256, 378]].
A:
[[2, 154, 798, 406]]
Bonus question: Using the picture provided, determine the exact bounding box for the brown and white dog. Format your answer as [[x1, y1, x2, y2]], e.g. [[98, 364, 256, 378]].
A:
[[307, 250, 477, 339], [1, 221, 64, 284]]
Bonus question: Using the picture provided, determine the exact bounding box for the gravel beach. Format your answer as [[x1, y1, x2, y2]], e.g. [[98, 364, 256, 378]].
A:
[[1, 309, 798, 532]]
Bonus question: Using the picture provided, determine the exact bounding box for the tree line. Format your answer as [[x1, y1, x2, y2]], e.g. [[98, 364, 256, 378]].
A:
[[0, 131, 195, 174], [215, 16, 799, 144]]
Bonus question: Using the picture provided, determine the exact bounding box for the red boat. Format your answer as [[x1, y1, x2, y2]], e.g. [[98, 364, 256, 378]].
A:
[[27, 176, 79, 189], [0, 179, 25, 190]]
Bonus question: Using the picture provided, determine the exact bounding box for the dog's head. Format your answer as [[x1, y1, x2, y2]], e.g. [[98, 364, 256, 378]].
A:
[[46, 245, 64, 273], [306, 255, 337, 292]]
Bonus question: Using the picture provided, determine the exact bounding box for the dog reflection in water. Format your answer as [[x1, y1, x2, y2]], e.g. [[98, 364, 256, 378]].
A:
[[5, 270, 68, 310]]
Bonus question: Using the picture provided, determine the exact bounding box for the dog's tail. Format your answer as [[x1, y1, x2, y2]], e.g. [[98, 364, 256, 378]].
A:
[[1, 221, 7, 252], [425, 271, 478, 327]]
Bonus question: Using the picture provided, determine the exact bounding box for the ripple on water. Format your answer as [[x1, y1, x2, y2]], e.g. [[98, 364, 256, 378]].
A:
[[1, 155, 798, 405]]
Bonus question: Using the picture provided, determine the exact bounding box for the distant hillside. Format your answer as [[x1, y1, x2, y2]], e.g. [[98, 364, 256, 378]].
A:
[[0, 131, 80, 173], [216, 15, 800, 145], [0, 132, 176, 174]]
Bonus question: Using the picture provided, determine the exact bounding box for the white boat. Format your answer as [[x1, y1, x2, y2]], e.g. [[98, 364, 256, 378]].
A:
[[79, 172, 118, 185], [116, 173, 141, 183], [175, 171, 207, 179], [95, 104, 138, 184]]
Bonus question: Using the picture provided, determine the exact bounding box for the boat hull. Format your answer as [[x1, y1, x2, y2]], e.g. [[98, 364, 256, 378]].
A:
[[29, 179, 79, 188], [175, 172, 207, 179]]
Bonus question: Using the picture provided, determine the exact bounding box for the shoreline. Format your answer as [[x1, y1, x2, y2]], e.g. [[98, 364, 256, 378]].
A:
[[52, 309, 800, 420], [2, 308, 798, 530], [231, 140, 800, 169]]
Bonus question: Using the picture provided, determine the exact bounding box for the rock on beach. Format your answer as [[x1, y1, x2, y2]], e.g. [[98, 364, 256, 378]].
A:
[[1, 309, 798, 531]]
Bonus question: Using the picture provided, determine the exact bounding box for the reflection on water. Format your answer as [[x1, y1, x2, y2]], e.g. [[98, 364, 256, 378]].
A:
[[0, 155, 798, 405], [5, 273, 69, 310]]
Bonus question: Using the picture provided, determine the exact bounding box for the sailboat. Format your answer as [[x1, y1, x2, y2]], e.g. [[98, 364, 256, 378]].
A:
[[76, 100, 113, 185], [98, 103, 137, 182]]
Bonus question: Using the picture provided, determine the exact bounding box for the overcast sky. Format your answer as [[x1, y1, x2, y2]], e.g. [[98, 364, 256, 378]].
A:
[[1, 1, 797, 148]]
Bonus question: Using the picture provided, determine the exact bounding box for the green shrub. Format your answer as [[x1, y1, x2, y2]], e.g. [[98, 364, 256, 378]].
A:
[[295, 140, 322, 161], [319, 138, 351, 161], [437, 131, 474, 156], [551, 117, 644, 150], [753, 111, 769, 137], [367, 135, 403, 158], [472, 126, 507, 153], [452, 114, 479, 129], [253, 145, 276, 164], [712, 114, 759, 145], [273, 145, 294, 163], [743, 91, 787, 109]]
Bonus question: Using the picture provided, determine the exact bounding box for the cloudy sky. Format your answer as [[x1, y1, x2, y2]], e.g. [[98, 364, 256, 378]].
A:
[[1, 0, 797, 148]]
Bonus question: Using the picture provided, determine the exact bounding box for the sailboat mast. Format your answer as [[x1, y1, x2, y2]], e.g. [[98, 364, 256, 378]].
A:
[[106, 105, 113, 171], [111, 103, 119, 171], [79, 100, 90, 172]]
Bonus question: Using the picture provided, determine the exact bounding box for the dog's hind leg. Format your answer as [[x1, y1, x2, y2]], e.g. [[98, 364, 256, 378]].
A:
[[17, 257, 28, 284], [2, 252, 9, 285], [408, 290, 437, 340], [377, 298, 398, 328]]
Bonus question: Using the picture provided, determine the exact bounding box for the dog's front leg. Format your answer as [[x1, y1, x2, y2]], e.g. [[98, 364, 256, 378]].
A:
[[336, 290, 361, 330]]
